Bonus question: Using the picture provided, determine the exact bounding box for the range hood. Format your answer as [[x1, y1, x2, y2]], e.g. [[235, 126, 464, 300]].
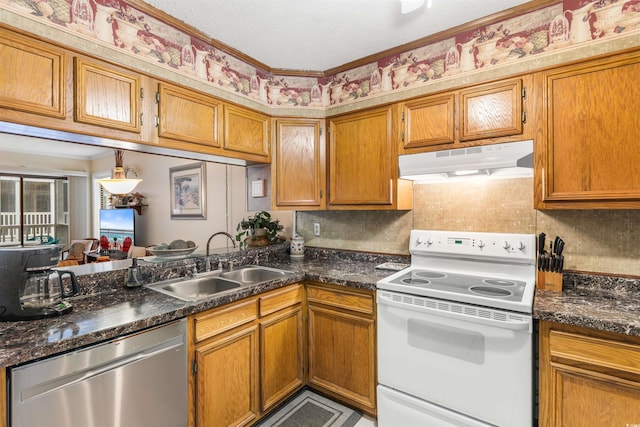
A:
[[399, 140, 533, 183]]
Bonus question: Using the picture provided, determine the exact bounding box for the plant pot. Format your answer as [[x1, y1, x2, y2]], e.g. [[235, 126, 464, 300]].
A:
[[248, 228, 270, 247]]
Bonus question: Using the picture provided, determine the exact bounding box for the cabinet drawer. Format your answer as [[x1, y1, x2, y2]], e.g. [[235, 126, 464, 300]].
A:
[[259, 285, 303, 317], [194, 299, 258, 343], [550, 330, 640, 378], [306, 285, 373, 315]]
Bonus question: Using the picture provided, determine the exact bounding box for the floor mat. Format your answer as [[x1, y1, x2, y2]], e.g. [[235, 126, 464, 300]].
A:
[[256, 390, 362, 427]]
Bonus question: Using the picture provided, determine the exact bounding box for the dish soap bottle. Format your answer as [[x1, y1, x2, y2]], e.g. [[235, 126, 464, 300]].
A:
[[125, 258, 142, 288]]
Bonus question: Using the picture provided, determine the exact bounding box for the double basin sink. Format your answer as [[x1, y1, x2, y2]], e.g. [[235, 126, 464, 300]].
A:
[[146, 265, 295, 302]]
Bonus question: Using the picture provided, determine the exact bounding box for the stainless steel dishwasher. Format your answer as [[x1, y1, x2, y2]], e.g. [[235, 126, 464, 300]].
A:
[[10, 319, 188, 427]]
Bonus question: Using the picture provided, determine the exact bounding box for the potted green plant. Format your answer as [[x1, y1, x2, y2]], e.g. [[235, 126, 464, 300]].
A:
[[236, 211, 284, 249]]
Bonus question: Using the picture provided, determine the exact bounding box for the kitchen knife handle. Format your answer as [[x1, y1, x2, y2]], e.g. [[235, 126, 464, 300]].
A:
[[538, 233, 546, 254]]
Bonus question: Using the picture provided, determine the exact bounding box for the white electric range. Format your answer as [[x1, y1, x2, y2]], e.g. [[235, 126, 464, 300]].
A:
[[377, 229, 536, 427]]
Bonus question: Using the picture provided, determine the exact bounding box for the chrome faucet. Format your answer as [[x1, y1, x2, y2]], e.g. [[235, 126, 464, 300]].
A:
[[206, 231, 236, 256]]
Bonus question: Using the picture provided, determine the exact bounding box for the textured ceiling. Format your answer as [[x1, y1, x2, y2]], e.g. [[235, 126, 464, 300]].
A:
[[142, 0, 532, 71]]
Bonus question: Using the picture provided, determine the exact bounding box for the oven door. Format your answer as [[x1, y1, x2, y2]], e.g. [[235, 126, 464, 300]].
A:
[[377, 290, 532, 427]]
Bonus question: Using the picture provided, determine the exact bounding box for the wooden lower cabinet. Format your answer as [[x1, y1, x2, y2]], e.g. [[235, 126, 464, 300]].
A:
[[539, 321, 640, 426], [306, 283, 377, 415], [260, 305, 304, 411], [189, 282, 378, 425], [1, 368, 6, 427], [195, 324, 259, 427], [189, 284, 304, 426]]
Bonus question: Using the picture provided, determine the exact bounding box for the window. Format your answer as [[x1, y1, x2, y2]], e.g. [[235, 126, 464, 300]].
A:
[[0, 174, 68, 246]]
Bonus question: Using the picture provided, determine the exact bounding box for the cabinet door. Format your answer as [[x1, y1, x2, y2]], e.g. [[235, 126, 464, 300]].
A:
[[0, 29, 65, 118], [157, 82, 221, 148], [459, 78, 523, 141], [328, 106, 395, 207], [223, 104, 270, 159], [401, 93, 455, 149], [260, 305, 304, 412], [537, 54, 640, 207], [195, 325, 259, 427], [74, 58, 141, 133], [539, 322, 640, 426], [273, 119, 325, 209], [307, 304, 376, 414], [0, 368, 5, 426]]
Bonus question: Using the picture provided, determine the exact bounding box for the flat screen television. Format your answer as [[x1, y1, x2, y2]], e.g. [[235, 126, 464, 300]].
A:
[[99, 208, 136, 245]]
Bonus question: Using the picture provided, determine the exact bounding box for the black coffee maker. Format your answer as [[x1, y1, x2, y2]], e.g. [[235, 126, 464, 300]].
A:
[[0, 245, 79, 321]]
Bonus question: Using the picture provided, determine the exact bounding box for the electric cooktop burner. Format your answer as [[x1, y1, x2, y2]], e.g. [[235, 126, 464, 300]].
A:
[[386, 269, 527, 302], [377, 230, 536, 313]]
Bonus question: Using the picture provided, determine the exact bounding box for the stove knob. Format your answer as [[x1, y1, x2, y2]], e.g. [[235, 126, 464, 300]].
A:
[[502, 240, 511, 250], [416, 236, 423, 245], [426, 237, 433, 246], [517, 241, 526, 251], [477, 240, 485, 248]]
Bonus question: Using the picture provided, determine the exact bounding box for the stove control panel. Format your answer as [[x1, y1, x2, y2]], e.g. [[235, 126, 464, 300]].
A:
[[410, 230, 536, 263]]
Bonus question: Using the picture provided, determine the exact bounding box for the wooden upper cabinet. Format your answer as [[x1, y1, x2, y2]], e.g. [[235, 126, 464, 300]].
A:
[[399, 76, 531, 155], [0, 28, 65, 118], [459, 78, 523, 141], [157, 82, 221, 148], [401, 93, 455, 149], [223, 104, 270, 160], [272, 118, 325, 209], [329, 105, 411, 209], [74, 58, 141, 133], [535, 51, 640, 209]]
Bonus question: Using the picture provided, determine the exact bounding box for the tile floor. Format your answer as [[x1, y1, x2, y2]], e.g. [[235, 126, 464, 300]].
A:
[[354, 414, 376, 426]]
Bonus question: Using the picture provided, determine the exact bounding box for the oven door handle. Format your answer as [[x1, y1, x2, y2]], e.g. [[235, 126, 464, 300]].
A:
[[378, 293, 532, 331]]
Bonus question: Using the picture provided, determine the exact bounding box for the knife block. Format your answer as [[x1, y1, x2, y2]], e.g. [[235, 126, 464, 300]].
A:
[[537, 271, 563, 292]]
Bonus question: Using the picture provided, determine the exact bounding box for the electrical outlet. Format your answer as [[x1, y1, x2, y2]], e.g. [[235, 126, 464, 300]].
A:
[[313, 223, 320, 236]]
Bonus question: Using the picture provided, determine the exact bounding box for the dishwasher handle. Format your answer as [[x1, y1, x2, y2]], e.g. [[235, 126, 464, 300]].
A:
[[21, 334, 184, 401]]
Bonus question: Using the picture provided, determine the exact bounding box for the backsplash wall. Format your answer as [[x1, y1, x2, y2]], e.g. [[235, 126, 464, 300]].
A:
[[297, 178, 534, 255], [412, 178, 535, 234], [298, 177, 640, 277], [538, 209, 640, 277]]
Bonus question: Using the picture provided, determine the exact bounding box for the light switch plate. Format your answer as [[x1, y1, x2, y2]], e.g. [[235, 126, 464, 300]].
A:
[[251, 179, 265, 198]]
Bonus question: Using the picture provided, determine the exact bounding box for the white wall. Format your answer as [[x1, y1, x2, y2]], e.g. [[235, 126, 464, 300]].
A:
[[68, 176, 91, 238]]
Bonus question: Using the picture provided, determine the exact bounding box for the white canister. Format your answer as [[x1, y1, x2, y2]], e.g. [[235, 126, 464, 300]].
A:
[[290, 234, 305, 259]]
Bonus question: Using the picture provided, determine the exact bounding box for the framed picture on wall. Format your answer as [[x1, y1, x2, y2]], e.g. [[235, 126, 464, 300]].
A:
[[170, 162, 206, 219]]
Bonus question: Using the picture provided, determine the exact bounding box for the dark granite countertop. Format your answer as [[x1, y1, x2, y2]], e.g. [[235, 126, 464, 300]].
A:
[[6, 245, 639, 368], [0, 246, 407, 368], [534, 271, 640, 337]]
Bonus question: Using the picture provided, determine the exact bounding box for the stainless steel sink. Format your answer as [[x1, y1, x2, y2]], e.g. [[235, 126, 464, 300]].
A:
[[145, 265, 294, 302], [219, 266, 292, 285], [146, 276, 241, 302]]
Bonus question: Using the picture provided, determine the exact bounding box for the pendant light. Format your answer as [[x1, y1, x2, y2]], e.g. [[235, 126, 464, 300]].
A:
[[97, 149, 142, 195]]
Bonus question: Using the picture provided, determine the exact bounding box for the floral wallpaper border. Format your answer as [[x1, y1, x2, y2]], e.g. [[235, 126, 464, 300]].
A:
[[2, 0, 640, 110]]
